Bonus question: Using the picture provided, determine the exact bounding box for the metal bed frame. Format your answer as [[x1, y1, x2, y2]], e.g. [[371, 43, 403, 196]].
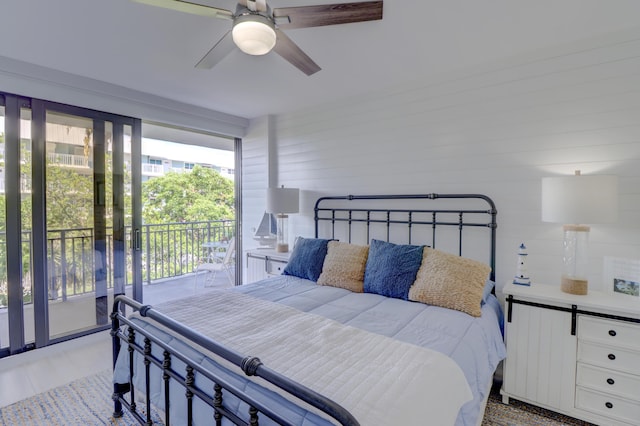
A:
[[111, 296, 357, 425], [314, 193, 497, 281], [111, 193, 497, 425]]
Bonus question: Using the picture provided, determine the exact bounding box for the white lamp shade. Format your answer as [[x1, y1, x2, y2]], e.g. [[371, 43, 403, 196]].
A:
[[541, 174, 618, 224], [232, 15, 276, 55], [266, 187, 299, 214]]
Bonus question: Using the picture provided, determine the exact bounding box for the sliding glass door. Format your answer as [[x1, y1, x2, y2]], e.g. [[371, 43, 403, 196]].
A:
[[0, 94, 142, 355], [0, 91, 239, 357], [0, 99, 6, 354], [138, 124, 239, 304], [0, 95, 36, 355], [41, 109, 135, 338]]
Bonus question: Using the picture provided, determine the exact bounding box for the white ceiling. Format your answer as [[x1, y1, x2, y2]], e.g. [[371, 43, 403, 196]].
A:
[[2, 0, 640, 119]]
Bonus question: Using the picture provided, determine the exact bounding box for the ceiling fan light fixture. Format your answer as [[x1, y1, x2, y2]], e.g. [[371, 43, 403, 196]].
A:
[[232, 14, 277, 55]]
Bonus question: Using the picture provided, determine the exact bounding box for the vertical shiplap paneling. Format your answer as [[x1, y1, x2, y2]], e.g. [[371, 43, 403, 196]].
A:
[[240, 116, 270, 282], [244, 33, 640, 292]]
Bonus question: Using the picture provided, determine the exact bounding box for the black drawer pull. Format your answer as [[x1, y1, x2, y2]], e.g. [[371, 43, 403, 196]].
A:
[[608, 353, 616, 360], [607, 378, 615, 385], [608, 329, 617, 337], [605, 402, 613, 409]]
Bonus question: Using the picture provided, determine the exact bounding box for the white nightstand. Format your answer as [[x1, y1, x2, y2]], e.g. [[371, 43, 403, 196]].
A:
[[245, 248, 291, 284], [500, 282, 640, 426]]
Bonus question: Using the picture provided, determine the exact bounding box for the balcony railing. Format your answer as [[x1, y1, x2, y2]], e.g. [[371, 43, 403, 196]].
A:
[[0, 220, 235, 307], [141, 163, 164, 176], [47, 152, 92, 169]]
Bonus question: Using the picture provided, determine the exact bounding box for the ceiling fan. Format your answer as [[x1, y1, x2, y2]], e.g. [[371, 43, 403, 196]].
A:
[[134, 0, 383, 75]]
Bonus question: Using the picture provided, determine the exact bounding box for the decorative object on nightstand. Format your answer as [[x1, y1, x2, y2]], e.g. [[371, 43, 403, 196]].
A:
[[541, 170, 618, 295], [253, 211, 277, 248], [513, 243, 531, 286], [603, 256, 640, 298], [266, 186, 299, 253]]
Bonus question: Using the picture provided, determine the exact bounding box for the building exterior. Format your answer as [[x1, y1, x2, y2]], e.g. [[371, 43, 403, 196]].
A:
[[0, 121, 234, 194]]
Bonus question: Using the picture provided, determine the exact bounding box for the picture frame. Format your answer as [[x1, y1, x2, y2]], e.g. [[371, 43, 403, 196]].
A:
[[603, 257, 640, 298]]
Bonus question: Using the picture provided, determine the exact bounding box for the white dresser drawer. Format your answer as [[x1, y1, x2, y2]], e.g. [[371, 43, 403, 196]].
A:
[[577, 363, 640, 401], [266, 258, 287, 275], [578, 341, 640, 376], [578, 316, 640, 351], [575, 387, 640, 425], [245, 250, 290, 284]]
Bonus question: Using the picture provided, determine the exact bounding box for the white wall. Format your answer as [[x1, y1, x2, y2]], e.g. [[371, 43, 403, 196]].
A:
[[243, 30, 640, 294]]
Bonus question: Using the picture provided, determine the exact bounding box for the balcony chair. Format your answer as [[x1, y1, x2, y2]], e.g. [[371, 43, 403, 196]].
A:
[[195, 237, 235, 288]]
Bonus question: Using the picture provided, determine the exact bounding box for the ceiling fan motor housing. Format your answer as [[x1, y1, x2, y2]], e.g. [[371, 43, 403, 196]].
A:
[[232, 10, 277, 55]]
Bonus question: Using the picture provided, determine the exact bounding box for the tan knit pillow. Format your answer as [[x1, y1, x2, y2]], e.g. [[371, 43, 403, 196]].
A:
[[408, 247, 491, 317], [318, 241, 369, 292]]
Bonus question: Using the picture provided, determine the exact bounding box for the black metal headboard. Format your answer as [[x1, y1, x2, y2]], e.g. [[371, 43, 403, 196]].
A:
[[314, 193, 497, 281]]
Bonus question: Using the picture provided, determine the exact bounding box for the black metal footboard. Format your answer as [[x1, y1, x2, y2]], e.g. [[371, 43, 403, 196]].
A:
[[111, 295, 359, 426]]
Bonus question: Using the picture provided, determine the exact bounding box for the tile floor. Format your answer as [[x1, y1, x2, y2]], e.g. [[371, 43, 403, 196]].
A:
[[0, 330, 112, 408], [0, 271, 234, 409]]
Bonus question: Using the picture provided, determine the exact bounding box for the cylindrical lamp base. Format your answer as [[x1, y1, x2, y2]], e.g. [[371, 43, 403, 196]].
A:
[[562, 224, 590, 295], [561, 276, 588, 295], [276, 214, 289, 253]]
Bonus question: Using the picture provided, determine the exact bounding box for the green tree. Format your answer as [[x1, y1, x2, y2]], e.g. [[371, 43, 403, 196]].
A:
[[142, 165, 234, 223], [45, 162, 93, 229], [0, 132, 115, 305], [0, 138, 100, 232]]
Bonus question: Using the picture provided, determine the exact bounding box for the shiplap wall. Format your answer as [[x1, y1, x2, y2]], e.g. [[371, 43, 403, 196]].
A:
[[243, 31, 640, 293], [241, 116, 270, 260]]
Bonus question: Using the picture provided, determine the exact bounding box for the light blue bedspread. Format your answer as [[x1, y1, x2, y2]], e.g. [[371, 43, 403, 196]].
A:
[[234, 275, 506, 426], [114, 275, 505, 426]]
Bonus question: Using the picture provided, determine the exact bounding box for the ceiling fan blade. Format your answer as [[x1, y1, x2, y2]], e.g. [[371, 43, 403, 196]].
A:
[[195, 30, 235, 69], [273, 29, 321, 76], [273, 1, 382, 30], [133, 0, 233, 19]]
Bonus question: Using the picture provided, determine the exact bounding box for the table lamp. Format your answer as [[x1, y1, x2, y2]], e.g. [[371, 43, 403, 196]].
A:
[[266, 186, 299, 253], [541, 171, 618, 295]]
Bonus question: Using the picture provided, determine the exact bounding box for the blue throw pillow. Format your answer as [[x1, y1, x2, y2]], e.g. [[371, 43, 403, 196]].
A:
[[283, 237, 331, 282], [363, 239, 424, 299], [481, 279, 496, 305]]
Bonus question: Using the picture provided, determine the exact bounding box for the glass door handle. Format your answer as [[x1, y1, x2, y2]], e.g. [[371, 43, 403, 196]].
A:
[[133, 229, 142, 251]]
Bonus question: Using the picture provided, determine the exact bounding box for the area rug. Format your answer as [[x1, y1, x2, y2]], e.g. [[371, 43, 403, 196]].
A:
[[0, 369, 160, 425], [483, 386, 596, 426], [0, 370, 596, 425]]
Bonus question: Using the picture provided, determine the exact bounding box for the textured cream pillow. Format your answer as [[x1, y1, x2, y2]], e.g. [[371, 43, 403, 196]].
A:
[[408, 247, 491, 317], [318, 241, 369, 292]]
